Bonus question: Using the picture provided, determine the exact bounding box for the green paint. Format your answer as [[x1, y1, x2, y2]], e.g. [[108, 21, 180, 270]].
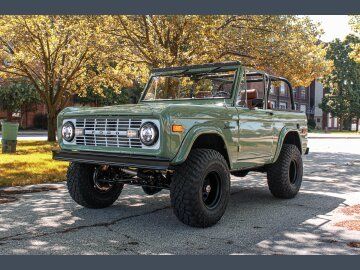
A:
[[57, 62, 308, 170]]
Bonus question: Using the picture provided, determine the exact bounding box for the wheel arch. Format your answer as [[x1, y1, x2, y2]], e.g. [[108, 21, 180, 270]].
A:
[[272, 128, 302, 163], [171, 126, 231, 168]]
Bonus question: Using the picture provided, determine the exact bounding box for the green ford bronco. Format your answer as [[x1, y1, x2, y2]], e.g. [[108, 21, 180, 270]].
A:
[[53, 61, 309, 228]]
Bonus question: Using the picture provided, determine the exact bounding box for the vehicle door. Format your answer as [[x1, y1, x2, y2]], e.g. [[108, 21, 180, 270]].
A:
[[235, 73, 275, 167]]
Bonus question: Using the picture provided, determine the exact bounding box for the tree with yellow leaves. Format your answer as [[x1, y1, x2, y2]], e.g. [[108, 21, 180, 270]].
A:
[[106, 15, 223, 69], [0, 15, 332, 141], [219, 15, 331, 86], [0, 16, 132, 141], [107, 15, 331, 87]]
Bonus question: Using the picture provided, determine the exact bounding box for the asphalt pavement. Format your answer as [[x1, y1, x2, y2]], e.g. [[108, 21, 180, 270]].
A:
[[0, 138, 360, 255]]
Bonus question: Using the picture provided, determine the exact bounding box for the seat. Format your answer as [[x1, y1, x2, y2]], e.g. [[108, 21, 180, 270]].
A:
[[239, 89, 258, 108]]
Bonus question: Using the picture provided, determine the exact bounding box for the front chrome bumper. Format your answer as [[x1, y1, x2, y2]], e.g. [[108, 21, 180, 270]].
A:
[[52, 150, 171, 170]]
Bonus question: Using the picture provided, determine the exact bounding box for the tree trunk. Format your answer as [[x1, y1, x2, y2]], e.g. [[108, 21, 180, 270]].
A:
[[343, 118, 352, 131], [47, 111, 57, 142], [357, 118, 359, 132], [339, 117, 342, 131]]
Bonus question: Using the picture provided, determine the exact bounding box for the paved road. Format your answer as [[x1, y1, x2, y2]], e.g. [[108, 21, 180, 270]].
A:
[[0, 138, 360, 255], [0, 131, 47, 141]]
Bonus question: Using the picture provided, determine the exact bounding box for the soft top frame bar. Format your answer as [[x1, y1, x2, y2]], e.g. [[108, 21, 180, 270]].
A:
[[151, 61, 241, 75]]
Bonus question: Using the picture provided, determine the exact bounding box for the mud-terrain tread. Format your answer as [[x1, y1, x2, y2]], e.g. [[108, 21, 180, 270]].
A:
[[267, 144, 303, 199], [67, 163, 123, 208], [170, 149, 230, 227]]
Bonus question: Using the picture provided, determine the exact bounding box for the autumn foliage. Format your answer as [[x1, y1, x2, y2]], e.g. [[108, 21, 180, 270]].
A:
[[0, 15, 331, 141]]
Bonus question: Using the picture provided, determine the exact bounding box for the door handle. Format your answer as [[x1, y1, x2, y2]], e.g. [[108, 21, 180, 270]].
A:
[[266, 111, 274, 116]]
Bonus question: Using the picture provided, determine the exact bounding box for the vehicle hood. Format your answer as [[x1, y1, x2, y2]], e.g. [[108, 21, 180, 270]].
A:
[[60, 103, 171, 117]]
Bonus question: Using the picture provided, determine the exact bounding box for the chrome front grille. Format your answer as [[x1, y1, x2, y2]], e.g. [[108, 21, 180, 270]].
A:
[[75, 118, 142, 148]]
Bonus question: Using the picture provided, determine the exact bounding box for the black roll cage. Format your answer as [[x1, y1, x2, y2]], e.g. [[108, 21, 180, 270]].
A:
[[244, 71, 295, 110], [144, 61, 295, 110]]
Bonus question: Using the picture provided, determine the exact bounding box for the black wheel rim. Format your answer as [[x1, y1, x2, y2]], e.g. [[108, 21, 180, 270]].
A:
[[289, 160, 298, 184], [93, 167, 113, 193], [202, 172, 221, 209]]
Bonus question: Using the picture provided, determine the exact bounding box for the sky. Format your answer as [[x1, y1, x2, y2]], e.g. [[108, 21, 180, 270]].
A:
[[307, 15, 353, 42]]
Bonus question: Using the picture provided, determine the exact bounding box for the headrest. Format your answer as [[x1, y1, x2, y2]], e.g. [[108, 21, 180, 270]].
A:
[[240, 89, 258, 100]]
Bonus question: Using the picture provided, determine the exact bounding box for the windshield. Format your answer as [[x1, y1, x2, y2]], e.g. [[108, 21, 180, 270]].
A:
[[142, 70, 236, 101]]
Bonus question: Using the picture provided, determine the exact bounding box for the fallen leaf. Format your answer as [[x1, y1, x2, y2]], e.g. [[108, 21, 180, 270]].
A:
[[336, 220, 360, 231], [347, 242, 360, 248], [341, 204, 360, 215]]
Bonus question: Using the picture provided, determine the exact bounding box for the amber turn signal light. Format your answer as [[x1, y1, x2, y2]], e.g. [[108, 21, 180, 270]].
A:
[[172, 124, 185, 133], [300, 127, 308, 136]]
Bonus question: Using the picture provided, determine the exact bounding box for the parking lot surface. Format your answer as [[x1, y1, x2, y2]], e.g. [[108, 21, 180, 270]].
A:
[[0, 138, 360, 255]]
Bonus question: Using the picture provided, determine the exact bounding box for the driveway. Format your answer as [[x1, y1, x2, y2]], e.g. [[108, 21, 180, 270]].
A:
[[0, 138, 360, 255]]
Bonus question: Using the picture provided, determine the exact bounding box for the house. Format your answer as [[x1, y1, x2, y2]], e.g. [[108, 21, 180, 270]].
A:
[[314, 80, 359, 131], [0, 103, 48, 129], [268, 82, 310, 115], [1, 79, 358, 131], [268, 79, 359, 131]]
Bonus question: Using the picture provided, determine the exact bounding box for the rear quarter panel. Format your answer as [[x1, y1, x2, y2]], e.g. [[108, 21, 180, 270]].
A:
[[271, 110, 308, 162]]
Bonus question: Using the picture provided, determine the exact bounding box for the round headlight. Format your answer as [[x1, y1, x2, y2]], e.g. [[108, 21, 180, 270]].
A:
[[139, 122, 159, 146], [61, 121, 75, 142]]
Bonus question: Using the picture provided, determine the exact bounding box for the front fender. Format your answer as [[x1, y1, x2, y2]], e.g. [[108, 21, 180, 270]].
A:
[[170, 125, 229, 166]]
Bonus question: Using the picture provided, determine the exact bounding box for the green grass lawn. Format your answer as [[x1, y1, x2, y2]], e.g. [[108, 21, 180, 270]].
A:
[[0, 141, 68, 187]]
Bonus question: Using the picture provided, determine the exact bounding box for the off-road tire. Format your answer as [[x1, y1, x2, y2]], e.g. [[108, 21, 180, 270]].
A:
[[267, 144, 303, 199], [66, 163, 123, 208], [142, 186, 162, 195], [170, 149, 230, 228]]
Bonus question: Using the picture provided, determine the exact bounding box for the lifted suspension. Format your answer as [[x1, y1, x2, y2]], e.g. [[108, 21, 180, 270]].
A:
[[95, 166, 172, 190]]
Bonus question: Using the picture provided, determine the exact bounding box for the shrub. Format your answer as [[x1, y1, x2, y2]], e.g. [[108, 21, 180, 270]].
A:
[[307, 118, 316, 130]]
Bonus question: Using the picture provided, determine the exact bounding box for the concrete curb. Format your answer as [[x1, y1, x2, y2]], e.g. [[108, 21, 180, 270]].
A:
[[0, 183, 64, 194], [0, 131, 47, 136], [308, 136, 360, 139]]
